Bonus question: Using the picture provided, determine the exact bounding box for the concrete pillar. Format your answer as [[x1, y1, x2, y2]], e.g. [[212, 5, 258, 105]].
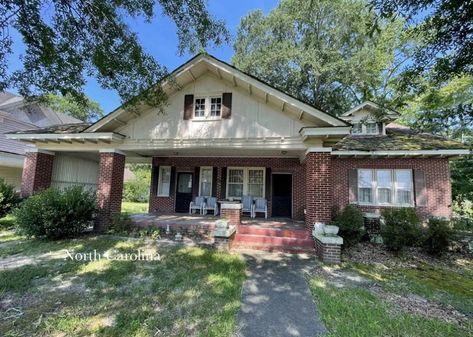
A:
[[20, 150, 55, 197], [305, 151, 332, 229], [95, 150, 125, 232]]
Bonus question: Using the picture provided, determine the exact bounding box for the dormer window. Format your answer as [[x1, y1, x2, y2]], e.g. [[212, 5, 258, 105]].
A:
[[194, 96, 222, 119], [352, 122, 380, 135]]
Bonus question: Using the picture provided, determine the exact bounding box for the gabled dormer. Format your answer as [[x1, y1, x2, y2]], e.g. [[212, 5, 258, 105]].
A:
[[340, 101, 400, 136]]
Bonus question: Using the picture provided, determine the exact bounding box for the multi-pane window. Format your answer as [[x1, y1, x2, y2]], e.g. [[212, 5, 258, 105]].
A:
[[228, 168, 244, 198], [194, 98, 206, 118], [227, 167, 265, 199], [199, 167, 213, 197], [210, 97, 222, 117], [352, 123, 362, 134], [365, 122, 378, 134], [157, 166, 171, 196], [194, 96, 222, 119], [351, 121, 381, 135], [357, 169, 413, 206]]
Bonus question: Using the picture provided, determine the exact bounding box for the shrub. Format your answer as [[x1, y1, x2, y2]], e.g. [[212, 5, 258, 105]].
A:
[[14, 186, 97, 239], [423, 217, 453, 255], [331, 205, 365, 247], [0, 178, 21, 218], [452, 198, 473, 231], [123, 164, 151, 202], [380, 208, 421, 252]]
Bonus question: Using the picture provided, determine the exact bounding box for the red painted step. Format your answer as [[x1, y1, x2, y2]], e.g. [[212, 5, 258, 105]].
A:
[[231, 242, 314, 254], [234, 233, 314, 247], [238, 225, 311, 239]]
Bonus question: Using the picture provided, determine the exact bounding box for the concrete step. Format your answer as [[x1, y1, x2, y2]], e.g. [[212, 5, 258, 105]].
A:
[[238, 225, 311, 239]]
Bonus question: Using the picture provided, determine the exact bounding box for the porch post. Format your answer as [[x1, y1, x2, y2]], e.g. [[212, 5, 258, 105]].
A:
[[95, 150, 125, 232], [21, 149, 55, 197], [305, 150, 332, 229]]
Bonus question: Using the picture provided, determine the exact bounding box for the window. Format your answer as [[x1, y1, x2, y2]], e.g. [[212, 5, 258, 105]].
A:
[[227, 167, 265, 199], [365, 122, 378, 134], [351, 121, 381, 135], [357, 169, 413, 206], [194, 96, 222, 119], [210, 97, 222, 117], [199, 167, 213, 197], [194, 98, 206, 118], [157, 166, 171, 196], [352, 123, 362, 134]]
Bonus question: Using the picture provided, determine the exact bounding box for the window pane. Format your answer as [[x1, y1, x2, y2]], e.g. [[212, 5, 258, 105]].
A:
[[228, 184, 243, 198], [378, 188, 392, 204], [158, 167, 171, 196], [229, 169, 244, 183], [359, 188, 372, 203], [358, 170, 372, 188], [200, 168, 212, 196], [210, 97, 221, 117], [248, 169, 263, 184], [395, 170, 412, 204], [365, 123, 378, 134], [248, 184, 263, 198], [194, 98, 206, 117], [352, 123, 362, 134]]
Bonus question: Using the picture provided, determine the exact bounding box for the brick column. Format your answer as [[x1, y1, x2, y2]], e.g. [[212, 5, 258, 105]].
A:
[[95, 151, 125, 232], [305, 151, 332, 229], [21, 150, 55, 197]]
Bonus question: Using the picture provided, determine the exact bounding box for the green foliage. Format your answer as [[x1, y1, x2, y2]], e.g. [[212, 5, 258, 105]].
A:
[[233, 0, 412, 115], [123, 164, 151, 203], [371, 0, 473, 80], [380, 208, 421, 252], [0, 1, 228, 108], [452, 198, 473, 231], [0, 178, 21, 218], [332, 205, 365, 247], [422, 217, 453, 255], [41, 93, 104, 122], [14, 186, 97, 239]]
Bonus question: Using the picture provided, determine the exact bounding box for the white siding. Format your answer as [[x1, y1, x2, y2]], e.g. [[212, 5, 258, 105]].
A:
[[0, 166, 22, 191], [51, 154, 99, 191]]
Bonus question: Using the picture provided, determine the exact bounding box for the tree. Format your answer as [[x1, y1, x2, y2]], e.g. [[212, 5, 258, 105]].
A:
[[42, 93, 104, 122], [232, 0, 411, 115], [370, 0, 473, 81], [0, 1, 228, 108]]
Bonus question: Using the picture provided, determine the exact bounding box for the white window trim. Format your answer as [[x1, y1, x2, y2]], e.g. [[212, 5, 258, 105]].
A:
[[226, 167, 265, 199], [157, 166, 171, 197], [198, 166, 213, 197], [193, 96, 222, 120], [357, 169, 414, 207], [352, 121, 380, 135]]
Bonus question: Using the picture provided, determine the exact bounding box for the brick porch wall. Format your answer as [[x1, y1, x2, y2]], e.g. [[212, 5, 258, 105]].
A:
[[332, 157, 452, 218], [96, 152, 125, 231], [305, 152, 332, 228], [21, 151, 54, 197], [149, 157, 306, 220]]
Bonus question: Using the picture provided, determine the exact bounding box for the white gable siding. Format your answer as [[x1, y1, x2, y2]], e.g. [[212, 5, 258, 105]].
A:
[[117, 74, 311, 140]]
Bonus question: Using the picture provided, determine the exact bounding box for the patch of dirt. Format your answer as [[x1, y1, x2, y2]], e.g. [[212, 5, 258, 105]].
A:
[[309, 264, 378, 289], [372, 285, 471, 328]]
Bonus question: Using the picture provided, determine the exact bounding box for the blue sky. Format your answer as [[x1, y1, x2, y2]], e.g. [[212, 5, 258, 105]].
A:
[[8, 0, 278, 114]]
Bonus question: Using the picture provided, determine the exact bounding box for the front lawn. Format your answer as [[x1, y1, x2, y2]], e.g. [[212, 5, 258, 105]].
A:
[[309, 243, 472, 337], [122, 201, 148, 214], [0, 226, 246, 336]]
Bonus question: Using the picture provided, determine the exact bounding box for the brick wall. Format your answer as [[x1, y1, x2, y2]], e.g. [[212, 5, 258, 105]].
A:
[[21, 151, 54, 197], [96, 152, 125, 231], [149, 157, 305, 220], [305, 152, 332, 228], [332, 157, 452, 218], [314, 238, 341, 263]]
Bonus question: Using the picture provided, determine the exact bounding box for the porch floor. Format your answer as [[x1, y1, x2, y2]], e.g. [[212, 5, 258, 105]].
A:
[[129, 213, 306, 230]]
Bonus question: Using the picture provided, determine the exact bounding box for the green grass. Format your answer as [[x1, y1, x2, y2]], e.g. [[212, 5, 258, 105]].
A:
[[309, 277, 469, 337], [0, 233, 246, 337], [0, 214, 16, 230], [348, 261, 473, 315], [121, 202, 148, 214]]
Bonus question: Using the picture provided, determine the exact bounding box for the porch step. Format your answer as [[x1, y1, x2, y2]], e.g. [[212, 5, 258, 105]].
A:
[[238, 225, 311, 239], [232, 233, 315, 253]]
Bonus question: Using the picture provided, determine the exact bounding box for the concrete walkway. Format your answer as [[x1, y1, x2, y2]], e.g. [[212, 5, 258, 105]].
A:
[[236, 251, 327, 337]]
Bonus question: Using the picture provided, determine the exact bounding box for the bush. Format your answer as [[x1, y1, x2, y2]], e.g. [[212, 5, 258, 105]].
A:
[[422, 217, 453, 255], [14, 186, 97, 239], [452, 198, 473, 231], [380, 208, 421, 252], [331, 205, 365, 247], [123, 164, 151, 202], [0, 178, 21, 218]]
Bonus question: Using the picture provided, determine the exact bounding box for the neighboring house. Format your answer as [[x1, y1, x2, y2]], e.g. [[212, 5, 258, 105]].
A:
[[0, 91, 82, 190], [7, 54, 471, 231]]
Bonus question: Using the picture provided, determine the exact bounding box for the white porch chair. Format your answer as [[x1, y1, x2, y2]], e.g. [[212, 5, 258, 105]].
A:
[[189, 196, 205, 215], [253, 198, 268, 219], [203, 197, 219, 216], [242, 195, 254, 217]]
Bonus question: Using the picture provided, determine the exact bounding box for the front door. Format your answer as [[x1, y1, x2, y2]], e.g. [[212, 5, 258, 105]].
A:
[[175, 172, 193, 213], [272, 174, 292, 217]]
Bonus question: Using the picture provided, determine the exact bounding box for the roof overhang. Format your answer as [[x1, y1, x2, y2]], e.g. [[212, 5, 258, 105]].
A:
[[300, 126, 351, 140], [85, 54, 349, 132], [332, 149, 471, 159], [6, 132, 125, 144], [341, 101, 400, 121]]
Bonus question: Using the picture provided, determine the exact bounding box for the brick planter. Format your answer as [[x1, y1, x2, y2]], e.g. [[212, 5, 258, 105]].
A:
[[313, 235, 343, 264], [220, 202, 242, 227]]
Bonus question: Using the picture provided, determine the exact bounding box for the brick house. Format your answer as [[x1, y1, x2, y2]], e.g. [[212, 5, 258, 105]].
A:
[[7, 54, 471, 235]]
